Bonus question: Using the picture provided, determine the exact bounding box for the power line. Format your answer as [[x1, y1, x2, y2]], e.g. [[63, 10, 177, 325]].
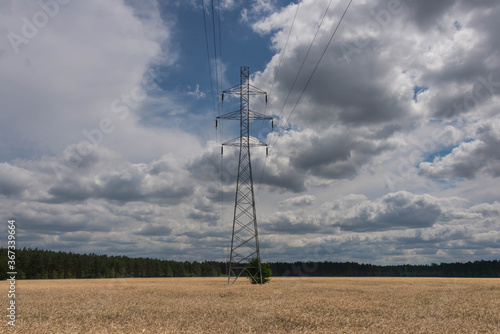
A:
[[203, 0, 225, 261], [256, 0, 353, 194], [217, 0, 225, 264], [217, 0, 223, 95], [215, 0, 223, 144], [265, 1, 301, 112], [211, 0, 221, 118], [270, 0, 353, 151], [256, 0, 336, 191], [210, 0, 225, 262], [254, 1, 302, 197], [202, 0, 217, 120], [275, 0, 334, 123]]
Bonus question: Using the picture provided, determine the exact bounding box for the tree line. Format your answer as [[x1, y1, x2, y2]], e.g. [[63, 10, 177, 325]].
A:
[[1, 247, 499, 280], [270, 260, 500, 278], [1, 248, 225, 280]]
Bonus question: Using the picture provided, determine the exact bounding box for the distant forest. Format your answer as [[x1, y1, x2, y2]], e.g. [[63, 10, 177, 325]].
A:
[[1, 248, 499, 280]]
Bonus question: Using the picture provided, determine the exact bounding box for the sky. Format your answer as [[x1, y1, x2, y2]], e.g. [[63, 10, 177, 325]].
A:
[[0, 0, 499, 265]]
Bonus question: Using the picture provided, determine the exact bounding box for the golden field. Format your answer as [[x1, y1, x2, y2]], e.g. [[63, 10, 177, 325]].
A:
[[1, 277, 499, 333]]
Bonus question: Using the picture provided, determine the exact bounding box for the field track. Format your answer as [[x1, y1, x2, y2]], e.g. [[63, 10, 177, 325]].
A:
[[1, 277, 499, 333]]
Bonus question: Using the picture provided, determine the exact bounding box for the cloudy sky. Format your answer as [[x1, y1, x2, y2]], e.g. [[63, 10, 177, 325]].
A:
[[1, 0, 499, 265]]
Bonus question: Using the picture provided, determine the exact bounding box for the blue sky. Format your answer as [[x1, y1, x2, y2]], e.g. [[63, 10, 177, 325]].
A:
[[0, 0, 499, 265]]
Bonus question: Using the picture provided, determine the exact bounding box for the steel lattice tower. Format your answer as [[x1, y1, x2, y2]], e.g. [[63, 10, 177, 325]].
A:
[[217, 66, 272, 284]]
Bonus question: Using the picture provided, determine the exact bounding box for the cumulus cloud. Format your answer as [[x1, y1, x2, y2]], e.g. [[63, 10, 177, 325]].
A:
[[137, 223, 173, 236], [419, 120, 500, 179], [0, 0, 199, 164], [278, 194, 315, 208], [337, 191, 442, 232], [313, 191, 443, 232], [0, 145, 195, 205], [0, 138, 232, 258], [240, 0, 276, 23], [252, 0, 419, 126], [260, 192, 500, 263], [265, 210, 321, 234], [246, 0, 500, 194], [0, 163, 36, 197], [264, 191, 445, 235]]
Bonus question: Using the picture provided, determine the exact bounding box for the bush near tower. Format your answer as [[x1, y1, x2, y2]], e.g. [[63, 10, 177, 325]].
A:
[[246, 257, 272, 284]]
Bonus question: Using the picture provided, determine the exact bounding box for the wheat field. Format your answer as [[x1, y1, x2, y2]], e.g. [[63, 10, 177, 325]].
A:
[[1, 277, 499, 333]]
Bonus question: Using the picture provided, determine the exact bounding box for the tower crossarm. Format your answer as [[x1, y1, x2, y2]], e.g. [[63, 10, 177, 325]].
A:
[[222, 84, 267, 96], [222, 84, 268, 101], [247, 110, 272, 121], [222, 136, 267, 147], [248, 84, 267, 95], [217, 110, 272, 121], [222, 83, 241, 95], [216, 110, 241, 120]]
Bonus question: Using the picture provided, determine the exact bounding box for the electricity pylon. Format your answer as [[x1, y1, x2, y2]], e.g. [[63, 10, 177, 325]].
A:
[[217, 66, 272, 284]]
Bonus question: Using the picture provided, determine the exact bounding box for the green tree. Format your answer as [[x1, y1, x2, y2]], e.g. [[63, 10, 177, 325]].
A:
[[245, 258, 272, 284], [165, 264, 174, 277]]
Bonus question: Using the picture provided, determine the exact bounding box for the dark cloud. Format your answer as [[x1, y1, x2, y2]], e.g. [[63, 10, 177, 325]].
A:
[[406, 0, 457, 32], [258, 162, 307, 193], [264, 211, 321, 234], [290, 132, 352, 172], [182, 229, 226, 240], [186, 208, 218, 224], [11, 203, 113, 235], [262, 127, 394, 187], [466, 1, 500, 50], [137, 224, 173, 236], [47, 178, 95, 203], [336, 192, 442, 232], [0, 163, 29, 197], [58, 232, 94, 243], [37, 145, 196, 204]]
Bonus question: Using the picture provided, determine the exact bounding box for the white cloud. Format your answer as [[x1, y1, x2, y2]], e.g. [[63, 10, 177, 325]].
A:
[[419, 119, 500, 179], [278, 194, 315, 208], [240, 0, 276, 23], [186, 84, 206, 99], [0, 0, 198, 164], [259, 191, 500, 264]]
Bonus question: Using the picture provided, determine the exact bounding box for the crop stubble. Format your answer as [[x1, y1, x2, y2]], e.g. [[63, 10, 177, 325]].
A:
[[1, 277, 499, 333]]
